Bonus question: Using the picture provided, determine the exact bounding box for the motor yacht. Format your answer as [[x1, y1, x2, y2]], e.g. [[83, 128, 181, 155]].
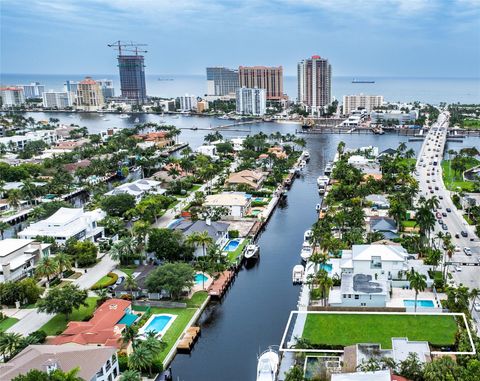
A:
[[303, 151, 310, 161], [256, 347, 279, 381], [244, 244, 260, 260], [304, 229, 313, 242], [324, 161, 334, 175], [300, 242, 313, 262], [292, 265, 305, 284]]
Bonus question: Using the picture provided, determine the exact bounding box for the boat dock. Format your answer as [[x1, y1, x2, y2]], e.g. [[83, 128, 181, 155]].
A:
[[208, 270, 235, 298], [177, 326, 201, 352]]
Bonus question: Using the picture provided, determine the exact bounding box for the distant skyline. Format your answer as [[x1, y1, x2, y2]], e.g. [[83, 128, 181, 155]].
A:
[[1, 0, 480, 77]]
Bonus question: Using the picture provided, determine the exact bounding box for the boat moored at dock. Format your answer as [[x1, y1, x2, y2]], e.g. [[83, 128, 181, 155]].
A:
[[256, 347, 279, 381], [300, 242, 313, 262], [244, 244, 260, 260], [304, 229, 313, 242], [292, 265, 305, 284], [324, 161, 333, 175]]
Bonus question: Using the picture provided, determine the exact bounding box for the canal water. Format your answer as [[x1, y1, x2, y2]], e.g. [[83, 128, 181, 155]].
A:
[[14, 112, 480, 380]]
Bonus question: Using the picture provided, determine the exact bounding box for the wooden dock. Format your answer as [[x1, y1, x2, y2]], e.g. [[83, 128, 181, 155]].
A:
[[208, 270, 235, 298], [177, 326, 201, 352]]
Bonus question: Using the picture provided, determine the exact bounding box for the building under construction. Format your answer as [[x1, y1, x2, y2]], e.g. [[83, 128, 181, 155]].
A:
[[108, 41, 147, 105]]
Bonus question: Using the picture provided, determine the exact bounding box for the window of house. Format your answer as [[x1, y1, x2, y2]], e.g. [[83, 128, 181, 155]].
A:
[[354, 295, 359, 299], [370, 256, 382, 269]]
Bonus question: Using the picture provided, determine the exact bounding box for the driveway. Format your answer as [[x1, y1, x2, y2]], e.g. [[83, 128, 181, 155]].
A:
[[6, 309, 54, 336]]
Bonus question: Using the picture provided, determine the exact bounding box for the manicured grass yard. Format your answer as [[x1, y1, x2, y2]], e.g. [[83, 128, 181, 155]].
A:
[[401, 220, 417, 228], [183, 291, 209, 308], [442, 160, 477, 192], [302, 314, 458, 349], [133, 305, 197, 364], [0, 317, 19, 332], [39, 297, 98, 336]]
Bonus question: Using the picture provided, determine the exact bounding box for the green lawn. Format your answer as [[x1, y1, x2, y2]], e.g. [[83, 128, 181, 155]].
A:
[[302, 313, 458, 349], [39, 297, 99, 336], [91, 273, 117, 289], [0, 317, 19, 332], [133, 305, 197, 364], [463, 119, 480, 129], [119, 267, 135, 277], [227, 238, 250, 263], [442, 160, 477, 192], [183, 291, 209, 308], [401, 220, 417, 228]]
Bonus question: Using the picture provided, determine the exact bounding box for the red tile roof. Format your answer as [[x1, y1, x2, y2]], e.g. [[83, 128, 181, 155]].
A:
[[51, 299, 131, 348]]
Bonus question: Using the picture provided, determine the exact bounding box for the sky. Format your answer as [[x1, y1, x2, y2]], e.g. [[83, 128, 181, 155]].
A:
[[1, 0, 480, 77]]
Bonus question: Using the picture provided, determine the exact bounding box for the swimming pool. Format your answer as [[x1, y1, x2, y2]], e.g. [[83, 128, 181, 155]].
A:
[[195, 273, 208, 285], [117, 311, 138, 326], [139, 314, 177, 338], [403, 299, 435, 308], [320, 263, 333, 272], [224, 239, 242, 252]]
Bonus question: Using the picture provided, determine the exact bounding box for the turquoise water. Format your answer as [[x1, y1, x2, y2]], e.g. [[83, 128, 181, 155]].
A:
[[320, 264, 333, 273], [117, 312, 138, 326], [195, 273, 208, 285], [224, 239, 241, 252], [403, 299, 434, 308], [144, 315, 173, 334]]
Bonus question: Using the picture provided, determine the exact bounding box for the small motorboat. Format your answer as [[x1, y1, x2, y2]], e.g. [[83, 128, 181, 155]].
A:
[[324, 162, 333, 175], [257, 347, 279, 381], [317, 175, 329, 188], [119, 114, 129, 119], [304, 229, 313, 242], [284, 178, 292, 187], [315, 204, 321, 212], [244, 244, 260, 260], [134, 117, 140, 123], [102, 118, 110, 121], [292, 264, 305, 284], [303, 151, 310, 161], [300, 242, 313, 262]]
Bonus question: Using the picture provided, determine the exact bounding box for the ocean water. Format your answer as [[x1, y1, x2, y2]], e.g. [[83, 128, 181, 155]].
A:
[[1, 73, 479, 104]]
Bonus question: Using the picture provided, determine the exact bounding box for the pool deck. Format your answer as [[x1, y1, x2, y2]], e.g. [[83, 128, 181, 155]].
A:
[[387, 289, 445, 309]]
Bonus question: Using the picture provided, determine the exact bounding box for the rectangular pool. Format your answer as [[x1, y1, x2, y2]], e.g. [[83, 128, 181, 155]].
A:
[[139, 314, 177, 338], [403, 299, 435, 308], [223, 239, 242, 252]]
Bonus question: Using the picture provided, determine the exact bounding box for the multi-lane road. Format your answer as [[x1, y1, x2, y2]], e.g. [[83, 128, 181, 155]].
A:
[[415, 111, 480, 324]]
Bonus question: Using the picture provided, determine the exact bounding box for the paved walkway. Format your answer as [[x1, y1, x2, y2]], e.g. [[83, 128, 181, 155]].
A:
[[72, 255, 117, 289], [6, 309, 54, 336]]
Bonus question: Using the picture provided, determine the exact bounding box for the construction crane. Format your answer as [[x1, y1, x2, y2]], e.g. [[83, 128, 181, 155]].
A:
[[107, 40, 148, 56]]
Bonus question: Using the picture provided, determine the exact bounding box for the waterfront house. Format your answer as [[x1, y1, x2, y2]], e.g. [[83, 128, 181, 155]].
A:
[[203, 192, 251, 219], [196, 144, 219, 160], [225, 169, 265, 190], [133, 131, 174, 148], [369, 216, 399, 239], [63, 159, 92, 174], [175, 219, 229, 257], [18, 207, 105, 245], [365, 194, 390, 209], [104, 179, 165, 203], [329, 273, 388, 307], [267, 146, 288, 159], [53, 138, 90, 151], [51, 299, 133, 348], [0, 130, 58, 152], [113, 264, 170, 299], [0, 344, 120, 381], [0, 238, 51, 283]]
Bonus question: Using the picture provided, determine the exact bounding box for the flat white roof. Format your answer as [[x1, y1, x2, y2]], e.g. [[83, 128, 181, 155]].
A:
[[204, 192, 249, 207], [0, 239, 33, 257], [331, 370, 390, 381]]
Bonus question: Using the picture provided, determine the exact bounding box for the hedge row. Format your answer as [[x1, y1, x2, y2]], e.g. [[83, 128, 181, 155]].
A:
[[91, 272, 119, 290]]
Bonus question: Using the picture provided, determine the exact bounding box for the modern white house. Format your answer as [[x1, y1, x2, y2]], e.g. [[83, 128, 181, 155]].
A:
[[365, 194, 390, 209], [347, 155, 370, 167], [329, 273, 389, 307], [0, 239, 51, 283], [204, 192, 251, 219], [18, 207, 105, 245], [0, 130, 58, 152], [0, 343, 120, 381], [196, 145, 219, 160], [104, 179, 165, 202], [230, 137, 244, 152]]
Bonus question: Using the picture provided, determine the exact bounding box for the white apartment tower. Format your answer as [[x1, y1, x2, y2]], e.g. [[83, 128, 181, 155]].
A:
[[236, 87, 266, 116], [297, 55, 331, 115], [42, 91, 73, 109], [343, 94, 384, 115]]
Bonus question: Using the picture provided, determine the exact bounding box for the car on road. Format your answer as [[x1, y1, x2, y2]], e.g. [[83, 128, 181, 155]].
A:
[[446, 208, 452, 213], [474, 302, 480, 312], [436, 212, 441, 219], [445, 232, 451, 238], [434, 186, 439, 190], [439, 195, 443, 199], [464, 247, 472, 256], [455, 233, 460, 238], [115, 276, 125, 286], [442, 212, 447, 217], [442, 224, 448, 231], [454, 246, 461, 252], [455, 265, 462, 272], [461, 231, 468, 238]]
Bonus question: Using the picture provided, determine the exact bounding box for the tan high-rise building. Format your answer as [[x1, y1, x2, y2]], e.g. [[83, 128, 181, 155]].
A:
[[297, 55, 331, 115], [76, 77, 104, 111], [343, 94, 384, 115], [238, 66, 283, 100]]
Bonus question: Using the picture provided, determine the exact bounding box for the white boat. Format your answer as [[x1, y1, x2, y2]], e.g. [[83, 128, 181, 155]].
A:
[[292, 264, 305, 284], [299, 160, 307, 170], [244, 244, 260, 260], [134, 117, 140, 123], [119, 114, 129, 119], [315, 204, 321, 212], [257, 348, 279, 381], [304, 229, 313, 242], [324, 161, 333, 175], [317, 175, 329, 188], [303, 151, 310, 161], [98, 113, 105, 117], [102, 118, 110, 121], [300, 242, 313, 261], [172, 115, 179, 119]]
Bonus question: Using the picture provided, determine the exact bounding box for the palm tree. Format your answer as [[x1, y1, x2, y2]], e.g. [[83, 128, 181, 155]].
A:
[[124, 275, 138, 302], [469, 288, 479, 314], [7, 189, 22, 209], [407, 269, 427, 312], [94, 288, 110, 305], [20, 179, 39, 205], [142, 336, 164, 377], [120, 325, 138, 349], [186, 231, 213, 257], [120, 370, 142, 381], [315, 269, 333, 306], [109, 237, 140, 266], [54, 252, 72, 279], [0, 332, 23, 361], [128, 345, 152, 375], [35, 256, 59, 283], [0, 221, 10, 240]]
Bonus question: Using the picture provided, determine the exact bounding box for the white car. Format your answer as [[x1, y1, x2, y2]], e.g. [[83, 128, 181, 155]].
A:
[[455, 266, 462, 272], [463, 247, 472, 256], [454, 246, 461, 252], [474, 302, 480, 312]]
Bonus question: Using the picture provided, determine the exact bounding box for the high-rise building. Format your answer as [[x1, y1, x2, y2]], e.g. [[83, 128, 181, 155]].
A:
[[96, 79, 115, 99], [42, 91, 72, 109], [178, 95, 198, 111], [118, 55, 147, 104], [64, 80, 80, 94], [343, 94, 384, 115], [76, 77, 104, 111], [21, 82, 45, 99], [236, 87, 266, 116], [206, 67, 239, 97], [238, 66, 283, 100], [297, 55, 332, 115], [0, 87, 25, 107]]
